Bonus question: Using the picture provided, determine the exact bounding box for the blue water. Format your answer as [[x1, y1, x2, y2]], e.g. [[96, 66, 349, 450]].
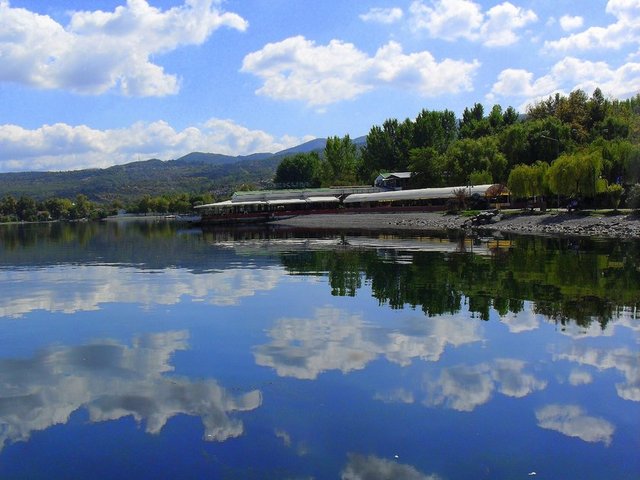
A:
[[0, 222, 638, 479]]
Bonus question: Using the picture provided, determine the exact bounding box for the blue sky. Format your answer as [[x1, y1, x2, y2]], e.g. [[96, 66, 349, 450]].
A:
[[0, 0, 638, 172]]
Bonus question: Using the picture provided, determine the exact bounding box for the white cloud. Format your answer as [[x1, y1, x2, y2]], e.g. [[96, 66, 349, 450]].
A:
[[0, 118, 310, 172], [342, 453, 442, 480], [488, 57, 640, 110], [545, 0, 640, 52], [359, 7, 404, 24], [481, 2, 538, 47], [0, 0, 247, 96], [241, 36, 479, 107], [535, 404, 615, 445], [0, 331, 262, 451], [559, 15, 584, 32], [408, 0, 536, 46]]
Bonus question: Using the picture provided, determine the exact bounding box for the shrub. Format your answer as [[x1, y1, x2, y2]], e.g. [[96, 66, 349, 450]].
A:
[[627, 184, 640, 210]]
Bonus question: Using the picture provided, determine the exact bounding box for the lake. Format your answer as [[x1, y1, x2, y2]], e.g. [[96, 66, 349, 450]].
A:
[[0, 221, 638, 479]]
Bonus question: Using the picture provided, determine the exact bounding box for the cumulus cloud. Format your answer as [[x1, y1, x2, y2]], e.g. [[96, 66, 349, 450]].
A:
[[342, 453, 442, 480], [535, 404, 615, 445], [0, 0, 247, 96], [253, 308, 482, 379], [424, 359, 547, 411], [0, 331, 262, 451], [545, 0, 640, 51], [408, 0, 537, 46], [241, 36, 479, 107], [359, 7, 404, 24], [559, 15, 584, 32], [0, 118, 311, 172], [488, 57, 640, 110]]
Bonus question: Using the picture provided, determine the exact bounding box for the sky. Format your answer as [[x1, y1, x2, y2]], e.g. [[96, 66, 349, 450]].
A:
[[0, 0, 638, 173]]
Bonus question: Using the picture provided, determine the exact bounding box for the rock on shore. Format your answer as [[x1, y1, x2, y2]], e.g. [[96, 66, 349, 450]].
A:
[[272, 210, 640, 239]]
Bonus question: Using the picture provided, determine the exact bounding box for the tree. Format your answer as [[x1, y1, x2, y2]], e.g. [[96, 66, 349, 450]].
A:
[[507, 162, 548, 200], [445, 137, 507, 184], [44, 198, 73, 219], [627, 184, 640, 210], [324, 135, 358, 185], [606, 183, 624, 210], [70, 194, 92, 219], [16, 195, 37, 221], [469, 170, 493, 185], [274, 152, 322, 187], [1, 195, 17, 217], [459, 103, 491, 139], [413, 109, 457, 153], [359, 118, 414, 182], [408, 147, 445, 187], [546, 150, 602, 199]]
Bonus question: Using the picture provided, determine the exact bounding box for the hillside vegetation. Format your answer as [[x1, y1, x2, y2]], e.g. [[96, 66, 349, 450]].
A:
[[1, 88, 639, 221]]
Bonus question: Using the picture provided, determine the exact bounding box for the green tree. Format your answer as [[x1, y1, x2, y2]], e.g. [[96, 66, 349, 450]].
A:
[[547, 150, 602, 199], [408, 147, 445, 187], [459, 103, 491, 139], [413, 109, 457, 153], [359, 118, 414, 182], [507, 162, 548, 200], [70, 194, 92, 219], [445, 137, 507, 184], [324, 135, 358, 185], [1, 195, 17, 217], [45, 198, 73, 219], [274, 152, 322, 187], [16, 195, 37, 221]]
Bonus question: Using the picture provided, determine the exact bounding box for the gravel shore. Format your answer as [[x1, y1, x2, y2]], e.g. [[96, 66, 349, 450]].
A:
[[272, 210, 640, 239]]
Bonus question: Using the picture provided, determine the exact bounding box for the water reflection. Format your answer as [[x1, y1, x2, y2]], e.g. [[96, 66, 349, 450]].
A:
[[423, 359, 547, 412], [2, 222, 640, 328], [0, 331, 261, 451], [535, 404, 615, 445], [0, 265, 284, 317], [0, 222, 638, 478], [555, 345, 640, 401], [254, 307, 482, 379], [342, 454, 441, 480]]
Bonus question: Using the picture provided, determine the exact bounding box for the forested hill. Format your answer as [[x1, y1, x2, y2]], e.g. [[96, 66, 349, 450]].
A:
[[0, 137, 347, 202]]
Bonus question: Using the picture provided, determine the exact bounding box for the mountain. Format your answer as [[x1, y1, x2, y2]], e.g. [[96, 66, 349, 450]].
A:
[[0, 136, 360, 203]]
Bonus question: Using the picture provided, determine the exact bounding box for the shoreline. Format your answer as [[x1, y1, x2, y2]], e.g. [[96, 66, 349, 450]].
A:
[[271, 209, 640, 239]]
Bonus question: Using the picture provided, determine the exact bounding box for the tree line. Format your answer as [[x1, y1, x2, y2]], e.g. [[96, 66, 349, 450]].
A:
[[0, 192, 214, 222], [275, 88, 640, 208]]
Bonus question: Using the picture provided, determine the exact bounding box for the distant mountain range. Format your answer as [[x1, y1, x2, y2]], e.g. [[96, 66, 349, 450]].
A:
[[0, 137, 365, 203]]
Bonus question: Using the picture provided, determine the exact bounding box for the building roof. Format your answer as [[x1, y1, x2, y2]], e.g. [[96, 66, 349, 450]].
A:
[[343, 184, 494, 204], [376, 172, 413, 180]]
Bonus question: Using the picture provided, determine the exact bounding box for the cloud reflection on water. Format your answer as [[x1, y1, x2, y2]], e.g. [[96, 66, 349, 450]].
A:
[[0, 265, 284, 318], [254, 307, 482, 379], [424, 359, 547, 411], [535, 404, 615, 445], [0, 331, 261, 451], [555, 346, 640, 402], [341, 453, 441, 480]]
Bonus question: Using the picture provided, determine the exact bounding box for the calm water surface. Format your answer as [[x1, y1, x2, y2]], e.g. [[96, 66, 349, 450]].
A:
[[0, 221, 638, 479]]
